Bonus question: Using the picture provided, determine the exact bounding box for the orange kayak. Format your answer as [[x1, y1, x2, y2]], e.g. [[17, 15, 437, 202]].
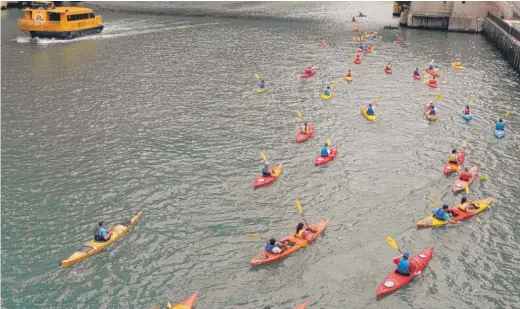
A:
[[167, 292, 198, 309], [424, 105, 438, 121], [294, 301, 308, 309], [453, 166, 478, 192], [250, 220, 329, 266]]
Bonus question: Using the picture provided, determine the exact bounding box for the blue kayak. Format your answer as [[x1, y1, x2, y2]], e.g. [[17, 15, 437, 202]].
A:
[[494, 128, 505, 138], [460, 114, 472, 122]]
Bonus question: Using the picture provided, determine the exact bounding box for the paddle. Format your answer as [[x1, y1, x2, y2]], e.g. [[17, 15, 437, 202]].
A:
[[296, 110, 303, 120], [254, 73, 260, 80], [435, 94, 443, 101], [260, 152, 267, 162], [374, 96, 382, 106], [505, 111, 511, 118], [386, 236, 403, 254], [469, 96, 476, 105], [427, 197, 439, 206], [326, 138, 331, 147]]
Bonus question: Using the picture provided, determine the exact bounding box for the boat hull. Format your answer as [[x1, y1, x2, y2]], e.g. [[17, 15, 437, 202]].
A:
[[29, 25, 103, 40]]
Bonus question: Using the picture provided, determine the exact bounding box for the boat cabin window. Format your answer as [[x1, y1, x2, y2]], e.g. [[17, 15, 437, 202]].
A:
[[67, 13, 94, 21], [48, 12, 60, 22]]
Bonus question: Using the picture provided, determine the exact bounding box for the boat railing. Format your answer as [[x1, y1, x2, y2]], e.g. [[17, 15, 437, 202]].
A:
[[18, 17, 61, 26]]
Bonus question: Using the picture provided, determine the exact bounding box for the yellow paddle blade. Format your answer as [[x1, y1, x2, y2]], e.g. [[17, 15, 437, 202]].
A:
[[429, 59, 435, 65], [441, 80, 448, 84], [476, 217, 482, 225], [435, 94, 443, 101], [246, 233, 262, 240], [348, 53, 353, 57], [296, 110, 302, 119], [428, 197, 439, 206], [331, 82, 336, 86], [479, 175, 487, 181], [386, 236, 399, 250], [505, 111, 511, 117], [326, 138, 331, 146], [463, 140, 468, 147], [296, 200, 302, 214], [167, 301, 172, 309], [375, 96, 382, 103], [260, 152, 267, 161], [469, 96, 476, 105], [254, 74, 260, 80], [465, 185, 470, 195]]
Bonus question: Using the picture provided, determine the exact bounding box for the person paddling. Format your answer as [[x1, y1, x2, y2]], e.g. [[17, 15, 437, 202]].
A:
[[258, 79, 266, 89], [323, 86, 331, 96], [346, 70, 352, 77], [261, 162, 274, 177], [448, 149, 459, 164], [304, 66, 313, 75], [320, 142, 331, 157], [94, 221, 112, 242], [395, 252, 415, 276], [496, 119, 505, 131], [433, 204, 459, 223], [301, 122, 310, 134], [366, 103, 375, 116], [462, 105, 471, 115], [459, 196, 479, 212], [294, 220, 317, 240], [413, 68, 420, 76], [265, 237, 289, 254], [459, 167, 472, 181]]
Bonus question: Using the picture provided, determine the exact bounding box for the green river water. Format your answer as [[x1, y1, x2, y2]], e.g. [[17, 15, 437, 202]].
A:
[[2, 2, 520, 308]]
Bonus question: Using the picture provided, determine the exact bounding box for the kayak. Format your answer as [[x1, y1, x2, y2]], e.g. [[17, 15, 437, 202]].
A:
[[460, 113, 472, 122], [425, 79, 438, 88], [250, 219, 329, 266], [413, 74, 421, 80], [416, 198, 493, 228], [345, 75, 353, 82], [168, 292, 198, 309], [301, 69, 316, 78], [384, 68, 392, 75], [425, 67, 440, 77], [257, 87, 267, 94], [314, 145, 338, 166], [494, 128, 505, 138], [451, 63, 464, 71], [361, 106, 377, 122], [60, 211, 142, 268], [423, 105, 438, 121], [321, 92, 332, 100], [294, 301, 308, 309], [296, 124, 315, 143], [357, 48, 372, 54], [453, 166, 478, 193], [443, 150, 465, 175], [376, 248, 434, 297], [353, 27, 359, 32], [395, 40, 404, 44], [353, 58, 361, 64], [253, 164, 283, 189]]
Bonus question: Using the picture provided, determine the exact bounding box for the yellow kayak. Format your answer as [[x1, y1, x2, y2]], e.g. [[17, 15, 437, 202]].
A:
[[361, 106, 377, 122], [61, 211, 142, 267], [345, 75, 353, 82], [416, 198, 492, 228], [321, 92, 332, 100], [257, 87, 267, 94], [451, 63, 464, 71]]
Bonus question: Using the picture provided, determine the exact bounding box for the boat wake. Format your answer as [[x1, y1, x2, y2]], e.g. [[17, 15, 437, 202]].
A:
[[14, 20, 219, 45]]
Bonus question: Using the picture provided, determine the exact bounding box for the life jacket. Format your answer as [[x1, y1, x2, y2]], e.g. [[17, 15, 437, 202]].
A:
[[265, 243, 275, 253], [428, 66, 433, 70], [366, 107, 374, 114], [396, 258, 411, 274], [459, 172, 471, 181], [302, 126, 309, 133], [449, 153, 457, 163], [324, 89, 330, 95], [259, 82, 265, 88], [321, 147, 329, 156], [463, 108, 470, 115], [433, 207, 448, 221], [429, 108, 436, 115], [430, 79, 437, 85], [94, 227, 104, 241], [346, 72, 352, 77], [414, 70, 419, 75], [305, 68, 312, 74], [295, 229, 305, 238], [496, 122, 504, 130]]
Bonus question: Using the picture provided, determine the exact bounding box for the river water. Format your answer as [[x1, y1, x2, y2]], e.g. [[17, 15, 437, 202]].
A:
[[2, 2, 520, 309]]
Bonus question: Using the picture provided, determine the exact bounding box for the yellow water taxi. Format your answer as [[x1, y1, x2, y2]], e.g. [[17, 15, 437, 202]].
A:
[[18, 1, 103, 40]]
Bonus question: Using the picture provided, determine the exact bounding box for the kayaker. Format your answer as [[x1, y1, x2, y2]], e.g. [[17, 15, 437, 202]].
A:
[[295, 221, 317, 240], [94, 221, 112, 242], [363, 45, 369, 51], [395, 252, 415, 276], [430, 76, 437, 85], [352, 16, 356, 22], [396, 37, 403, 41], [496, 119, 505, 130], [428, 64, 434, 71], [433, 204, 458, 223], [258, 80, 266, 89], [459, 167, 472, 181], [455, 58, 462, 66], [265, 237, 289, 254], [261, 162, 273, 177], [462, 105, 471, 115], [304, 66, 313, 75], [449, 149, 458, 164], [323, 86, 331, 96], [366, 104, 375, 116], [368, 44, 373, 50], [320, 142, 331, 157], [346, 70, 352, 77], [358, 43, 364, 49], [385, 63, 392, 71], [301, 122, 310, 134], [413, 68, 420, 76], [459, 196, 480, 212]]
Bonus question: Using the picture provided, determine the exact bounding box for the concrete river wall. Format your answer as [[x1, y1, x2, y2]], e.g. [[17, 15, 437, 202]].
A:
[[484, 11, 520, 74]]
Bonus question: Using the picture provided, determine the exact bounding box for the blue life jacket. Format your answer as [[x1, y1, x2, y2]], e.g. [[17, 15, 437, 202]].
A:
[[414, 70, 420, 75], [396, 257, 411, 274], [366, 107, 374, 115], [496, 122, 504, 130], [359, 45, 363, 49], [429, 65, 433, 70], [429, 108, 436, 115], [261, 167, 268, 174], [324, 89, 330, 96], [265, 243, 275, 253], [259, 82, 265, 88], [321, 147, 329, 156], [433, 207, 449, 221]]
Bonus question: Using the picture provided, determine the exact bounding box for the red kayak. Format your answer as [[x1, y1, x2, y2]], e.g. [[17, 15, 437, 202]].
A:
[[294, 301, 308, 309], [443, 150, 465, 175], [376, 248, 434, 297], [314, 145, 338, 166], [296, 124, 315, 143], [395, 40, 404, 44], [384, 68, 392, 75], [353, 58, 361, 64], [413, 74, 421, 80], [253, 164, 283, 189], [300, 69, 316, 78]]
